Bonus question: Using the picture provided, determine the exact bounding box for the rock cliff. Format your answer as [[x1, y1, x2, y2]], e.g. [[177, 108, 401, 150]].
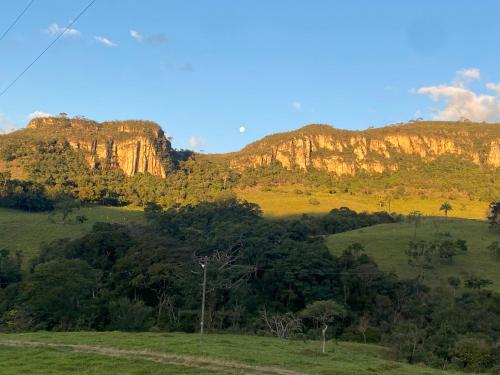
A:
[[26, 117, 172, 177], [228, 122, 500, 175]]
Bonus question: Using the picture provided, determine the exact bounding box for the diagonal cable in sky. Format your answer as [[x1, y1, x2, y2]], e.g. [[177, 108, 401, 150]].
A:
[[0, 0, 35, 42], [0, 0, 98, 99]]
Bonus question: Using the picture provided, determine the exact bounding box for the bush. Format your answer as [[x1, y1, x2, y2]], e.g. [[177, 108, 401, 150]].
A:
[[451, 337, 495, 372], [308, 198, 320, 206], [108, 298, 153, 331]]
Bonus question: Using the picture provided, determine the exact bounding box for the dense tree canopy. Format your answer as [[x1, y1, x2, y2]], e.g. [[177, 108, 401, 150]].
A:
[[0, 199, 498, 372]]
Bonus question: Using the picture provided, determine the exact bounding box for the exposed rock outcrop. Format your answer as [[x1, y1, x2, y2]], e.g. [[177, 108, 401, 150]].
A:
[[26, 117, 171, 177], [229, 123, 500, 175]]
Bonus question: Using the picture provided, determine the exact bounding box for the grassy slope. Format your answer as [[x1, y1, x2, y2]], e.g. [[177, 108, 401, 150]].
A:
[[0, 192, 491, 266], [237, 189, 489, 219], [0, 332, 478, 375], [0, 206, 145, 263], [0, 346, 210, 375], [326, 218, 500, 292]]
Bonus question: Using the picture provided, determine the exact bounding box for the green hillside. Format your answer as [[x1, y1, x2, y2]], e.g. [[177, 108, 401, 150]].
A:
[[326, 218, 500, 292], [0, 197, 491, 267], [0, 206, 144, 263], [0, 332, 479, 375]]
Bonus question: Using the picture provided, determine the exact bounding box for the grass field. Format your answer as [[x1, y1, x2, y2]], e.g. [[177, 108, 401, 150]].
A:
[[0, 332, 480, 375], [237, 189, 490, 220], [0, 206, 145, 263], [0, 191, 493, 267], [326, 218, 500, 292]]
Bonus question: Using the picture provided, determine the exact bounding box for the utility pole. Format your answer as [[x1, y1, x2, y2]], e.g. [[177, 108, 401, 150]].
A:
[[199, 256, 208, 343]]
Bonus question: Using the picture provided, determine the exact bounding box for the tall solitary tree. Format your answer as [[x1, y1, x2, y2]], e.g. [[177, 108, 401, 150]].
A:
[[300, 300, 346, 354], [408, 211, 422, 239], [488, 202, 500, 231], [439, 202, 453, 218]]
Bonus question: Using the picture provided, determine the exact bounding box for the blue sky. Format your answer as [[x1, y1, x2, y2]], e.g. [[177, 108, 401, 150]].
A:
[[1, 0, 500, 152]]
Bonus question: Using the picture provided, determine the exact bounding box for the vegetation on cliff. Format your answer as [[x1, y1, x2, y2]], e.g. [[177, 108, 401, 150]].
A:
[[0, 117, 498, 209]]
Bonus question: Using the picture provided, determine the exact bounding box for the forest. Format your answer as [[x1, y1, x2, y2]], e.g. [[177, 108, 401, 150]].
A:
[[1, 199, 499, 373]]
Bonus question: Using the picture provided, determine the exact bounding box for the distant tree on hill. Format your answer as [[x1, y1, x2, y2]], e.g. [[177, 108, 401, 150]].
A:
[[439, 202, 453, 218], [488, 241, 500, 260], [405, 240, 434, 280], [436, 240, 457, 264], [408, 211, 422, 239], [488, 202, 499, 231], [464, 275, 493, 290], [447, 276, 461, 296]]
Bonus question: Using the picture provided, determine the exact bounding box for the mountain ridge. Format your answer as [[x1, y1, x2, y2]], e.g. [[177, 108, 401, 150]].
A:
[[1, 117, 173, 178], [1, 117, 499, 179], [225, 121, 500, 175]]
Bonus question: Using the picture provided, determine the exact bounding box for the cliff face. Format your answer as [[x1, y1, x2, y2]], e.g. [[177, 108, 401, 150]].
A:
[[229, 123, 500, 175], [26, 117, 171, 177]]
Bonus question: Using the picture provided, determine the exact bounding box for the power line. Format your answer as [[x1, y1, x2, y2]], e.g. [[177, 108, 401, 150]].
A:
[[0, 0, 97, 99], [0, 0, 35, 42]]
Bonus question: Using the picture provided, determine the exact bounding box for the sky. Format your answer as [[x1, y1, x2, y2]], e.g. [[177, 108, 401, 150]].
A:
[[1, 0, 500, 152]]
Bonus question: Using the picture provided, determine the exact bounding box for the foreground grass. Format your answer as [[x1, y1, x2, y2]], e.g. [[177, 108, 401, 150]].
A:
[[327, 218, 500, 292], [0, 206, 144, 264], [0, 332, 476, 375], [0, 345, 212, 375], [237, 189, 489, 220]]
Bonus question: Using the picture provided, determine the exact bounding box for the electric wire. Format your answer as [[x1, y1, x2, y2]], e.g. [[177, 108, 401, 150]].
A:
[[0, 0, 97, 98], [0, 0, 35, 42]]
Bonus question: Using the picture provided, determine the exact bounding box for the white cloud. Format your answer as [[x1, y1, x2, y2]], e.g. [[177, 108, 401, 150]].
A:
[[457, 68, 480, 80], [28, 111, 52, 120], [95, 36, 117, 47], [130, 30, 168, 45], [239, 126, 246, 133], [0, 113, 17, 134], [292, 101, 301, 110], [418, 70, 500, 122], [189, 136, 205, 149], [47, 23, 81, 37], [130, 30, 142, 42], [486, 82, 500, 96]]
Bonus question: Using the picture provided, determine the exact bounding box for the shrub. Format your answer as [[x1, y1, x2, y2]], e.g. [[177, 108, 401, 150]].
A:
[[308, 198, 320, 206], [451, 337, 495, 372], [108, 298, 153, 331]]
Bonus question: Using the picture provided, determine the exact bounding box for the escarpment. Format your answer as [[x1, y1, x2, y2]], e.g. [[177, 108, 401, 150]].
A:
[[1, 118, 499, 180], [18, 117, 173, 177], [228, 123, 500, 175]]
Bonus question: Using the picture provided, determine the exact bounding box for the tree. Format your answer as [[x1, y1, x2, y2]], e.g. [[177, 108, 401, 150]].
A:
[[54, 198, 80, 223], [357, 314, 370, 343], [439, 202, 452, 218], [447, 276, 461, 296], [300, 300, 346, 353], [0, 249, 22, 289], [408, 211, 422, 239], [452, 338, 495, 372], [437, 240, 457, 264], [487, 202, 499, 231], [19, 259, 99, 330], [464, 275, 493, 290], [130, 263, 180, 327], [487, 241, 500, 260], [405, 240, 434, 280], [261, 308, 302, 339]]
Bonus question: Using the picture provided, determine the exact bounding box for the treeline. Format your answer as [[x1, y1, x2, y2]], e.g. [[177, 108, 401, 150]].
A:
[[0, 200, 499, 372], [0, 172, 53, 211]]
